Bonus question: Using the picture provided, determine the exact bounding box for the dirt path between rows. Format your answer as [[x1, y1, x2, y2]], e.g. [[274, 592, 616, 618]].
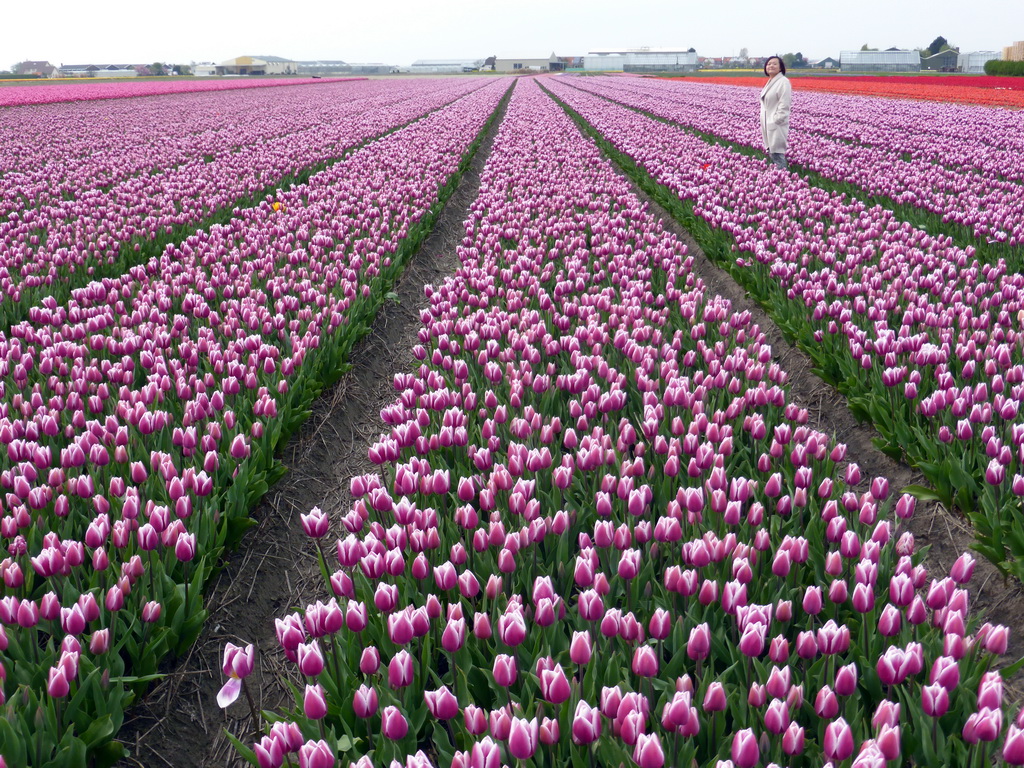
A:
[[114, 85, 515, 768]]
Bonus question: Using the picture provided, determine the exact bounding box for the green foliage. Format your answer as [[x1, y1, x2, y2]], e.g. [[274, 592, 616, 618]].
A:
[[926, 36, 949, 56], [985, 59, 1024, 76]]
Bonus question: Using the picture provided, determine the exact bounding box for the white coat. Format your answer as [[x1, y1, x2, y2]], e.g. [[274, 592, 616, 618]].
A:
[[760, 74, 792, 154]]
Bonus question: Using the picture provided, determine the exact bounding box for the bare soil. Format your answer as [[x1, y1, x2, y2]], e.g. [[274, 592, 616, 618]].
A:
[[115, 80, 1024, 768]]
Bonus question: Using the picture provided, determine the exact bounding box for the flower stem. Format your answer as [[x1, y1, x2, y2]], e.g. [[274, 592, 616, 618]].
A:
[[242, 678, 261, 740]]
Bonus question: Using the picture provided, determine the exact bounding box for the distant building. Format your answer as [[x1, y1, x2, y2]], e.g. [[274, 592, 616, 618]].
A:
[[297, 61, 350, 76], [194, 63, 218, 77], [58, 64, 138, 78], [921, 49, 959, 72], [839, 50, 920, 73], [14, 61, 57, 78], [815, 57, 840, 69], [216, 56, 298, 76], [697, 56, 750, 70], [410, 59, 484, 74], [494, 53, 565, 72], [344, 63, 398, 75], [958, 51, 1001, 73], [1003, 41, 1024, 61], [586, 48, 698, 73], [584, 55, 625, 72]]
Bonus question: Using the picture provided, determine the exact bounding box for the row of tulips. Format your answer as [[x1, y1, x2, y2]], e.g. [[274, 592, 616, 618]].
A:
[[1, 79, 483, 211], [0, 76, 360, 108], [0, 77, 512, 766], [0, 78, 499, 328], [222, 76, 1019, 768], [565, 76, 1024, 253], [544, 75, 1024, 582]]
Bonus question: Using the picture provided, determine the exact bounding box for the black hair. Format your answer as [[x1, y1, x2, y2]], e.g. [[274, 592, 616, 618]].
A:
[[764, 56, 786, 76]]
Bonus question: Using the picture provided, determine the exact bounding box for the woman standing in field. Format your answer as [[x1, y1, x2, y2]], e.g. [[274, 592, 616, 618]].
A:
[[760, 55, 792, 170]]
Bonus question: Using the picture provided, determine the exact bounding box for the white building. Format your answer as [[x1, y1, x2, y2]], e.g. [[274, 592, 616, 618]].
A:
[[586, 48, 698, 73], [839, 50, 920, 73], [296, 61, 350, 76], [410, 59, 484, 74], [958, 51, 1000, 74], [493, 53, 565, 72], [58, 64, 139, 78], [584, 54, 625, 72]]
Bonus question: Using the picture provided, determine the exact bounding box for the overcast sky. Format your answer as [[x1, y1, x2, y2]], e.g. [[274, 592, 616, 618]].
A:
[[3, 0, 1018, 67]]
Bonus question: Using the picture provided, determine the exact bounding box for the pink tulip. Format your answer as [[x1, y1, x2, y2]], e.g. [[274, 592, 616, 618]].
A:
[[539, 665, 571, 704], [359, 647, 380, 675], [507, 717, 538, 760], [782, 721, 805, 756], [304, 684, 327, 720], [632, 646, 659, 677], [353, 685, 378, 718], [572, 700, 602, 744], [297, 641, 325, 678], [815, 686, 839, 719], [764, 698, 789, 734], [470, 737, 502, 768], [388, 649, 414, 688], [464, 704, 487, 735], [424, 685, 459, 720], [298, 740, 335, 768], [493, 653, 516, 687], [687, 623, 711, 659], [824, 717, 854, 761], [218, 642, 255, 708], [633, 733, 665, 768], [380, 706, 408, 740], [570, 630, 592, 665], [834, 663, 858, 696], [539, 717, 559, 745], [703, 682, 727, 712], [1004, 724, 1024, 765], [730, 728, 759, 768], [47, 666, 70, 698]]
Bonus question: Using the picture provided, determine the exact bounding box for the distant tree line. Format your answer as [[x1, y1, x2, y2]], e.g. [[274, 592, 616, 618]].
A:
[[985, 60, 1024, 76]]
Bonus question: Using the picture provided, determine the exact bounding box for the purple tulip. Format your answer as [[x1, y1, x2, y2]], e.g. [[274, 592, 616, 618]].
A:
[[217, 642, 255, 708], [380, 706, 408, 740], [424, 685, 459, 720], [353, 685, 378, 718], [730, 728, 760, 768], [824, 717, 854, 761], [507, 717, 538, 760]]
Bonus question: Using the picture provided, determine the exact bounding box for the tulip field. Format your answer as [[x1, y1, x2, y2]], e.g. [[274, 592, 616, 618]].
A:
[[0, 77, 361, 108], [3, 72, 1024, 768]]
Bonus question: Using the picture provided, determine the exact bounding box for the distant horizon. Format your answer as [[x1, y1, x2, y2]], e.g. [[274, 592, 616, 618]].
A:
[[3, 0, 1018, 71], [13, 45, 1007, 72]]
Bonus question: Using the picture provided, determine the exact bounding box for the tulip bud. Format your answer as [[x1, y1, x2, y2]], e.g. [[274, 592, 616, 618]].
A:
[[380, 706, 408, 740], [731, 728, 759, 768]]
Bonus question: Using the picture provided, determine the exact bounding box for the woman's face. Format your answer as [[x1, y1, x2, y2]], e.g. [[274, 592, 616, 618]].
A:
[[766, 58, 781, 77]]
